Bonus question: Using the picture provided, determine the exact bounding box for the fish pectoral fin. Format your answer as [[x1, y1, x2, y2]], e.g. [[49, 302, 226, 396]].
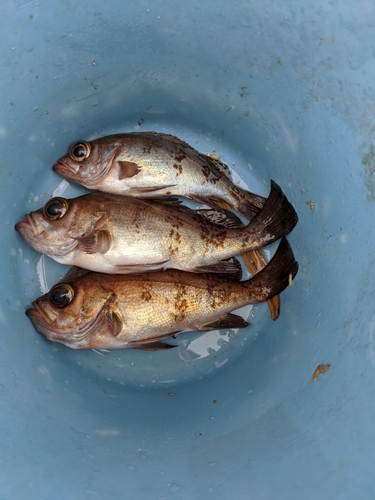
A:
[[127, 332, 179, 351], [107, 309, 123, 337], [129, 184, 177, 194], [76, 229, 112, 254], [198, 314, 250, 331], [112, 260, 170, 273], [194, 207, 245, 229], [118, 161, 141, 179], [193, 258, 242, 277]]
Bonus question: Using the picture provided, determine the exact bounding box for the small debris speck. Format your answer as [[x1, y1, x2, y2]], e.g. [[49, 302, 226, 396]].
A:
[[312, 364, 331, 381], [306, 200, 314, 210]]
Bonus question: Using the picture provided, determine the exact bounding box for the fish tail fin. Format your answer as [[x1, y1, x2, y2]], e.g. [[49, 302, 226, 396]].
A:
[[244, 237, 299, 302], [243, 181, 298, 248]]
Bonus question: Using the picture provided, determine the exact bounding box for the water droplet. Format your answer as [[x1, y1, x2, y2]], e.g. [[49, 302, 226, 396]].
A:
[[169, 484, 180, 492]]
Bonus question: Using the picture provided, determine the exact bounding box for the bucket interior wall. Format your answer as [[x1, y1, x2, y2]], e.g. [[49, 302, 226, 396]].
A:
[[2, 1, 375, 498]]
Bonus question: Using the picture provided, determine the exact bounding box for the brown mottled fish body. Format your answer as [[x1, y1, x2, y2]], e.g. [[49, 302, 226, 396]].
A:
[[53, 132, 266, 220], [15, 182, 298, 274], [26, 237, 298, 350]]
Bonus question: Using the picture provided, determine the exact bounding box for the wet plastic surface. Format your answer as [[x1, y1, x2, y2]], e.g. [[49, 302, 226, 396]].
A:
[[2, 1, 375, 498]]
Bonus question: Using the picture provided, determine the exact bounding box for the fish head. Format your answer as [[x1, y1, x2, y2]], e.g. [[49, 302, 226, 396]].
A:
[[53, 137, 122, 188], [15, 195, 105, 257], [26, 278, 123, 349]]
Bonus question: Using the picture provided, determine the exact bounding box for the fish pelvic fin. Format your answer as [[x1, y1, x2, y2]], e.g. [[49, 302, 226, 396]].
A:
[[243, 181, 298, 248], [131, 342, 176, 351], [127, 332, 179, 350], [244, 237, 299, 302], [112, 260, 170, 274]]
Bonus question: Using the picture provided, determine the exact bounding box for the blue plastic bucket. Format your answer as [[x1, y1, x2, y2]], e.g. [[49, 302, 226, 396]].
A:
[[2, 1, 375, 498]]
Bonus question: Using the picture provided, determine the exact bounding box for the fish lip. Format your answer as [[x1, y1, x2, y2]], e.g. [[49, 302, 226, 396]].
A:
[[15, 213, 42, 236], [53, 159, 79, 176], [27, 300, 56, 325], [25, 213, 40, 235]]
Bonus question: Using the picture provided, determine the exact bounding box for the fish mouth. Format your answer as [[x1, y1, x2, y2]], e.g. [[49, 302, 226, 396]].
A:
[[15, 213, 44, 237], [53, 159, 79, 177]]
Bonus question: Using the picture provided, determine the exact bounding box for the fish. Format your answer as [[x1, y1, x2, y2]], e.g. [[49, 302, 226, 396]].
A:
[[15, 181, 298, 274], [25, 237, 299, 350], [53, 132, 267, 220]]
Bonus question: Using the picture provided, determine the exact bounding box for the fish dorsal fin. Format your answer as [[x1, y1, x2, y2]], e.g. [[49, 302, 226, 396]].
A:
[[198, 313, 249, 331], [77, 229, 112, 254], [143, 132, 233, 180], [58, 266, 91, 283], [143, 131, 193, 149], [204, 155, 233, 181]]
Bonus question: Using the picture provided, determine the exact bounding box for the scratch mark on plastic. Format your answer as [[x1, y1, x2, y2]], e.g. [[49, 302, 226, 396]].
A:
[[18, 0, 38, 9], [54, 62, 96, 80]]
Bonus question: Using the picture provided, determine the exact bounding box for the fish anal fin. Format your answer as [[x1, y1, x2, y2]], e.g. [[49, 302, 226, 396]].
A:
[[194, 258, 242, 277], [198, 313, 250, 331], [77, 229, 112, 254], [118, 161, 141, 179]]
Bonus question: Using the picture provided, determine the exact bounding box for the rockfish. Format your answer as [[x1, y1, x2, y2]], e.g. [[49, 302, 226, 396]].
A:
[[26, 237, 298, 350], [15, 181, 298, 274], [53, 132, 266, 220]]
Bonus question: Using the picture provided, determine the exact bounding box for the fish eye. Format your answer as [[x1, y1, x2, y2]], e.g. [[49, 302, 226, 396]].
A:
[[43, 197, 69, 220], [49, 284, 74, 308], [69, 141, 91, 162]]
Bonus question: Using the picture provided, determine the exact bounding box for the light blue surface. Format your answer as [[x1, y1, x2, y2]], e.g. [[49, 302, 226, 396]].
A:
[[2, 1, 375, 498]]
